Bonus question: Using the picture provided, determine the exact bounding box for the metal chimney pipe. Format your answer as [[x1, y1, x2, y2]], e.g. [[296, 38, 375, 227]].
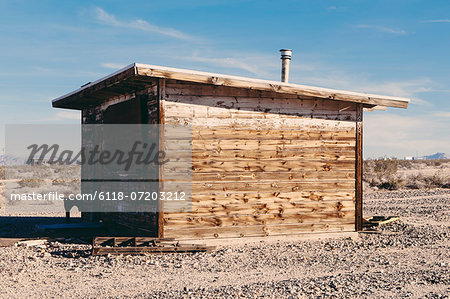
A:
[[280, 49, 292, 83]]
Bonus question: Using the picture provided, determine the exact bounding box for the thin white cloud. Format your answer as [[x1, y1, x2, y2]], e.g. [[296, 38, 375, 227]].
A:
[[180, 51, 325, 78], [422, 19, 450, 23], [358, 79, 433, 106], [295, 70, 432, 106], [95, 7, 192, 40], [433, 112, 450, 118], [327, 6, 337, 10], [181, 53, 433, 107], [55, 111, 80, 120], [365, 113, 450, 158], [34, 111, 81, 122], [182, 56, 266, 76], [180, 51, 434, 106], [355, 24, 408, 35], [100, 63, 127, 69]]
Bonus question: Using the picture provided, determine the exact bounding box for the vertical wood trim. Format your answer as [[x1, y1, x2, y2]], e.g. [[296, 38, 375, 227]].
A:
[[157, 78, 166, 238], [355, 104, 363, 231]]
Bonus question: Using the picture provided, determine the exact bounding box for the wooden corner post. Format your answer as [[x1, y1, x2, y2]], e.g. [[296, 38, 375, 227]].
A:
[[157, 78, 166, 238], [355, 104, 363, 231]]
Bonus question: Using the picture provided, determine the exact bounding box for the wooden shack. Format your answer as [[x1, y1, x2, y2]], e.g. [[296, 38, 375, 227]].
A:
[[52, 63, 409, 240]]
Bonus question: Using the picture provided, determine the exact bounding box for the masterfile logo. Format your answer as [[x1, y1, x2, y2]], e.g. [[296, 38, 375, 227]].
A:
[[4, 124, 192, 213]]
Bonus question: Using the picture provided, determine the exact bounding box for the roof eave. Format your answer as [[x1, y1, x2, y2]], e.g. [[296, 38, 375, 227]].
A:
[[52, 63, 410, 110], [52, 63, 138, 109], [135, 64, 409, 109]]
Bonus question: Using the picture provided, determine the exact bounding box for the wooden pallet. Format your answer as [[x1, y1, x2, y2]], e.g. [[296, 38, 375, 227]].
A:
[[91, 237, 215, 255]]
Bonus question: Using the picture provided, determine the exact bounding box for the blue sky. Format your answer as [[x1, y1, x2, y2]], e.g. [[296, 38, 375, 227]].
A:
[[0, 0, 449, 158]]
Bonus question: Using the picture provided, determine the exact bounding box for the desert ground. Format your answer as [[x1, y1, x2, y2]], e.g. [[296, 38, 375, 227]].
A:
[[0, 160, 449, 298]]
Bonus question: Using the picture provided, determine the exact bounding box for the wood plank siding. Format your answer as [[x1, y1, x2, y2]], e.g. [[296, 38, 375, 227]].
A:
[[161, 80, 357, 239]]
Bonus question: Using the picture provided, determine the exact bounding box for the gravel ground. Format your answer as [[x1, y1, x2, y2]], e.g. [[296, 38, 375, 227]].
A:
[[0, 189, 449, 298]]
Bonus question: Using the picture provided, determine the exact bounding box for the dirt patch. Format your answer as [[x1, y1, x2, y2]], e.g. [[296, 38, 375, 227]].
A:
[[0, 189, 449, 298]]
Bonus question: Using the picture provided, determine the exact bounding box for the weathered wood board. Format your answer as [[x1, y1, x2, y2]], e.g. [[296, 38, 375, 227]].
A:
[[161, 82, 357, 239]]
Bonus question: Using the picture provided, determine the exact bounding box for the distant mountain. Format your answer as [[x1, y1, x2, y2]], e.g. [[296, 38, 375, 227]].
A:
[[418, 153, 450, 160], [0, 155, 27, 166]]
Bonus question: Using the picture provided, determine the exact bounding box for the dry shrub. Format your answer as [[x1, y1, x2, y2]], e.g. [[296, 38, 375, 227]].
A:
[[364, 158, 403, 190], [445, 180, 450, 189], [393, 159, 449, 169], [406, 173, 449, 189], [396, 160, 413, 169], [421, 159, 450, 167], [406, 174, 425, 189], [18, 178, 42, 188], [423, 173, 446, 188], [0, 166, 4, 180], [378, 177, 405, 190], [15, 165, 52, 178], [52, 178, 79, 186], [365, 158, 450, 190], [373, 159, 398, 174]]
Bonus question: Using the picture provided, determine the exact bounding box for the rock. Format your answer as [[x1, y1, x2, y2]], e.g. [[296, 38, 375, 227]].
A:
[[16, 239, 47, 247]]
